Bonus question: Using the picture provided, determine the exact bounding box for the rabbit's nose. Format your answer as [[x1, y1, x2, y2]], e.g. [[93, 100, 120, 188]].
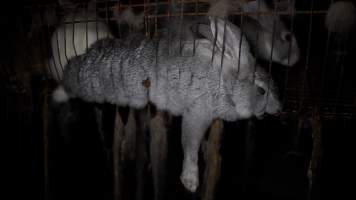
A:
[[282, 31, 293, 42]]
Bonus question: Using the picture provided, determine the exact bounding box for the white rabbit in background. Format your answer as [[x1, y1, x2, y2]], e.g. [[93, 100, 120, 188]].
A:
[[48, 3, 113, 81], [48, 1, 145, 81], [53, 17, 281, 192], [240, 0, 300, 66], [208, 0, 300, 66], [114, 6, 145, 31], [325, 1, 356, 34]]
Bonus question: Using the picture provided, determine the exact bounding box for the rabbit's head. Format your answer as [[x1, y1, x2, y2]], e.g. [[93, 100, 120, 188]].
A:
[[218, 65, 282, 121], [252, 67, 282, 118], [241, 0, 300, 66]]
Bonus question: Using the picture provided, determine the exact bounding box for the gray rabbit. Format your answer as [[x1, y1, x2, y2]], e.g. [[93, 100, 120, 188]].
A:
[[53, 17, 281, 192], [205, 0, 300, 66], [240, 0, 300, 66]]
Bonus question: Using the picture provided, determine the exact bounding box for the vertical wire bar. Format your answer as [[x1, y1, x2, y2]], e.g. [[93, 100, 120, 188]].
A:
[[168, 0, 172, 55], [178, 0, 184, 82], [144, 0, 148, 36], [135, 107, 150, 200], [95, 0, 99, 41], [290, 0, 315, 167], [154, 0, 159, 37], [36, 7, 53, 79], [105, 0, 110, 38], [154, 0, 159, 70], [44, 10, 60, 80], [238, 1, 261, 186], [63, 13, 69, 64], [143, 0, 151, 37], [302, 1, 316, 198], [86, 3, 89, 52], [55, 22, 64, 76], [129, 0, 133, 34], [18, 7, 34, 79], [299, 0, 314, 112], [218, 18, 228, 88], [166, 0, 174, 96], [17, 7, 34, 73], [113, 106, 124, 200], [42, 85, 49, 200], [34, 7, 51, 199], [211, 17, 218, 63], [334, 33, 350, 112], [193, 0, 199, 55], [241, 1, 261, 193], [155, 0, 159, 36], [242, 118, 256, 193], [44, 6, 59, 80], [264, 4, 278, 112], [319, 31, 331, 105], [72, 6, 79, 56], [149, 0, 158, 97], [251, 0, 262, 83], [117, 0, 122, 39], [237, 13, 244, 77], [319, 0, 335, 111], [179, 0, 184, 55], [282, 3, 296, 108], [307, 109, 322, 200], [216, 17, 227, 94]]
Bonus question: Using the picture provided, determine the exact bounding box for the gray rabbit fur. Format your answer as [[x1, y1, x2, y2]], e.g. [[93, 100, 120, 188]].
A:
[[55, 18, 281, 192], [240, 0, 300, 66]]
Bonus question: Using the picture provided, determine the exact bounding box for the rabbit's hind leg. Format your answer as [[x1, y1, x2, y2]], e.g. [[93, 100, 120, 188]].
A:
[[180, 108, 212, 192]]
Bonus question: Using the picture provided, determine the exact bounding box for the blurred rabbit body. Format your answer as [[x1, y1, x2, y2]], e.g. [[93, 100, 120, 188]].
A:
[[240, 0, 300, 66], [205, 0, 300, 66], [49, 11, 113, 81]]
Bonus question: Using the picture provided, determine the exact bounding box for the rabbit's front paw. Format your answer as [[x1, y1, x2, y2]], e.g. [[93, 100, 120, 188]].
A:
[[180, 164, 199, 192]]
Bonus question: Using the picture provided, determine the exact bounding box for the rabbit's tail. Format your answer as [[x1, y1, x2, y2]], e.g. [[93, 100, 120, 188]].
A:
[[52, 86, 70, 103]]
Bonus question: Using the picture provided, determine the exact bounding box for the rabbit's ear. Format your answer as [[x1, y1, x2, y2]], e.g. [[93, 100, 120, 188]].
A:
[[209, 17, 245, 60], [209, 17, 254, 80]]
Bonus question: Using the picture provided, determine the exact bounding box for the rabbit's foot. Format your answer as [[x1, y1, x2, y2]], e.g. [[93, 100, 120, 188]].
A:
[[180, 163, 199, 192]]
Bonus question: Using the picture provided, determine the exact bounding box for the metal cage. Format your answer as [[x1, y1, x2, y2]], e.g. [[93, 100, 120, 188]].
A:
[[2, 0, 355, 200]]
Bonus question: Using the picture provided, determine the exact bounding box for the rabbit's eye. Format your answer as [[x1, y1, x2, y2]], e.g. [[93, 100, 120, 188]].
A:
[[282, 31, 292, 42], [257, 87, 266, 95]]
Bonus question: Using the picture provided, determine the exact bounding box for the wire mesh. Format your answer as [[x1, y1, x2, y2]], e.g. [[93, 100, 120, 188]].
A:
[[2, 1, 356, 200]]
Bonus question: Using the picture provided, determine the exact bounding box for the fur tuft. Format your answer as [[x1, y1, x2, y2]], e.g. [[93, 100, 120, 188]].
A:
[[207, 0, 243, 17], [114, 6, 144, 30], [52, 86, 69, 103], [325, 1, 356, 34], [208, 0, 232, 17]]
